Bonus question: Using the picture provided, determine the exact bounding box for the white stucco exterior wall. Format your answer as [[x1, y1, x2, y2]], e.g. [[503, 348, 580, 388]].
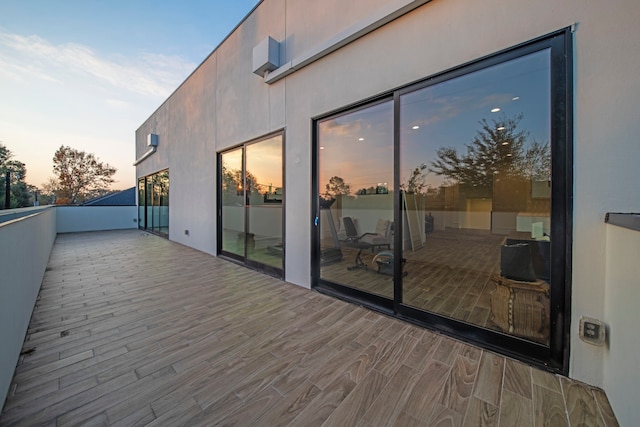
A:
[[56, 206, 137, 233], [604, 224, 640, 426], [135, 0, 640, 405]]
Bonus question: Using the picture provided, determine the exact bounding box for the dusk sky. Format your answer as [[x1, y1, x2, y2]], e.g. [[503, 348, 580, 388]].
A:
[[0, 0, 258, 190]]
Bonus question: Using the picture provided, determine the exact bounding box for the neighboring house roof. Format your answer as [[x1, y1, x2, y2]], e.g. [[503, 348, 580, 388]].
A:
[[83, 187, 136, 206]]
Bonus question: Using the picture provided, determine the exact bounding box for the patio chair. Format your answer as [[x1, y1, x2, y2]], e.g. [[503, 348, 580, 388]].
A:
[[341, 217, 392, 270], [340, 217, 372, 270], [359, 218, 392, 252]]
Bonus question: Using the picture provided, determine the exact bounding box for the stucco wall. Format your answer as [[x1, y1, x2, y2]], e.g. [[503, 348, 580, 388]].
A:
[[0, 208, 56, 409], [56, 206, 137, 233], [604, 224, 640, 426], [135, 0, 640, 397]]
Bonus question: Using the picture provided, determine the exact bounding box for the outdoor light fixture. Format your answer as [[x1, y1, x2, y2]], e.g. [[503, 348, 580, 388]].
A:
[[252, 36, 280, 77], [147, 133, 158, 147], [134, 133, 159, 166]]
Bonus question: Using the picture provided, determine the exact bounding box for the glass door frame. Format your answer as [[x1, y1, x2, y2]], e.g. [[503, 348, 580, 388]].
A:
[[138, 169, 169, 238], [311, 28, 572, 374], [311, 96, 397, 314], [217, 130, 285, 279]]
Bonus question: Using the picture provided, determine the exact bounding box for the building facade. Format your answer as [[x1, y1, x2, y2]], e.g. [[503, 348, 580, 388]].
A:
[[135, 0, 640, 423]]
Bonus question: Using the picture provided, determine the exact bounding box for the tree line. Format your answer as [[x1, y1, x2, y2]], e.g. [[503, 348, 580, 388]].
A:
[[0, 143, 117, 209]]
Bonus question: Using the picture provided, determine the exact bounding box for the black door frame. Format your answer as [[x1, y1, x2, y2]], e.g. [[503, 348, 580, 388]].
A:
[[217, 130, 286, 279], [311, 28, 572, 374]]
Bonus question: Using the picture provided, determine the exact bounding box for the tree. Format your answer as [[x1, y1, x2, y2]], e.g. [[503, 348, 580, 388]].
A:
[[429, 114, 549, 193], [0, 143, 32, 209], [40, 177, 61, 205], [323, 176, 351, 199], [52, 145, 117, 205]]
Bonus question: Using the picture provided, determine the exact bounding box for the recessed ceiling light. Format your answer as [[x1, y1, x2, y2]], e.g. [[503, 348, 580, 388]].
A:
[[412, 125, 420, 130], [320, 146, 325, 150], [358, 137, 364, 141], [512, 96, 520, 101], [491, 108, 501, 113]]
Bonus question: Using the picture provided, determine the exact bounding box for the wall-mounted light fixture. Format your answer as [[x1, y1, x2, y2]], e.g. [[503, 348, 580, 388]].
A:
[[147, 133, 158, 147], [252, 36, 280, 77], [134, 133, 159, 166]]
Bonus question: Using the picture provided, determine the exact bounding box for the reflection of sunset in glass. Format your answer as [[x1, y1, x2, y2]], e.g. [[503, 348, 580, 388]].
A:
[[317, 51, 550, 196], [221, 136, 283, 196], [318, 101, 394, 195], [246, 135, 283, 194], [400, 49, 550, 191]]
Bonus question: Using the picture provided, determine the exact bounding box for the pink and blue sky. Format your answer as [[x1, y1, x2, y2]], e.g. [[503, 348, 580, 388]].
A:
[[0, 0, 258, 190]]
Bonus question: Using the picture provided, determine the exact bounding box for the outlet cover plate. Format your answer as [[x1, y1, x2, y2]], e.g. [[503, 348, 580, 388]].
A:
[[579, 316, 606, 346]]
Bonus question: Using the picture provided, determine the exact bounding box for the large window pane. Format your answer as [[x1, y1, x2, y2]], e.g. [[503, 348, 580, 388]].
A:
[[138, 169, 169, 237], [399, 50, 552, 345], [157, 170, 169, 235], [220, 148, 245, 258], [318, 100, 395, 298], [246, 135, 284, 269], [146, 179, 153, 232], [138, 179, 145, 229]]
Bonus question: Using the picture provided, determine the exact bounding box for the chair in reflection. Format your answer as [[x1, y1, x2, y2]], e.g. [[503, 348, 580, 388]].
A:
[[340, 217, 374, 270], [341, 217, 402, 277], [361, 219, 393, 252], [342, 217, 392, 252]]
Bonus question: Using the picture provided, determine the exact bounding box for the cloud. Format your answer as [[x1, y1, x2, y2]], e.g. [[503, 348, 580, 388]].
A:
[[0, 30, 196, 98], [104, 98, 132, 111]]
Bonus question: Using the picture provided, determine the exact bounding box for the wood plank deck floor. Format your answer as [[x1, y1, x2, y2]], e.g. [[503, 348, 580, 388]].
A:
[[0, 230, 618, 426]]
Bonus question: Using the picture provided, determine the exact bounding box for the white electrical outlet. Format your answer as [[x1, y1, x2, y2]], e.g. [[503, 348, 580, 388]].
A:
[[579, 316, 606, 346]]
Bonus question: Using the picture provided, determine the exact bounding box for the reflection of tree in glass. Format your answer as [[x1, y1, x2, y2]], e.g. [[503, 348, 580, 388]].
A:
[[323, 176, 351, 200], [401, 163, 428, 194], [221, 165, 259, 194], [429, 114, 549, 190], [151, 171, 169, 201]]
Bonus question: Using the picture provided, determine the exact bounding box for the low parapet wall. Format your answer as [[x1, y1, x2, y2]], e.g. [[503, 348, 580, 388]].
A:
[[0, 207, 56, 409], [0, 205, 138, 410]]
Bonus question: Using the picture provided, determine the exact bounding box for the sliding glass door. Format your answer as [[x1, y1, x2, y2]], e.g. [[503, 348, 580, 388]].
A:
[[220, 148, 245, 258], [219, 133, 284, 277], [399, 48, 553, 344], [138, 169, 169, 237], [313, 30, 571, 372], [245, 136, 284, 269], [316, 100, 395, 307]]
